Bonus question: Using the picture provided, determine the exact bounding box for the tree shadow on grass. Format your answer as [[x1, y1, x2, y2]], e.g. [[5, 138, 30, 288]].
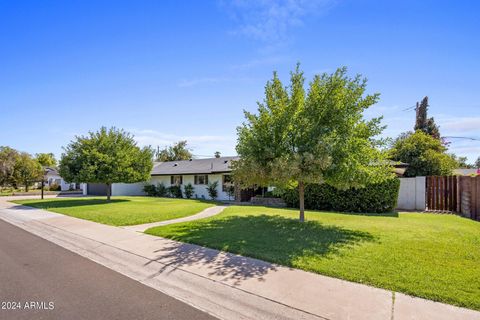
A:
[[144, 214, 375, 285], [13, 198, 130, 210]]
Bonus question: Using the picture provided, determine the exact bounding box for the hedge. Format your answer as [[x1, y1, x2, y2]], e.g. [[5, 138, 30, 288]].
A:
[[282, 178, 400, 213]]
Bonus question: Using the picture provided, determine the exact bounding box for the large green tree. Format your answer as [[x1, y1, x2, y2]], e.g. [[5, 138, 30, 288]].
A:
[[155, 140, 193, 162], [59, 127, 154, 200], [390, 131, 457, 176], [36, 152, 57, 167], [234, 65, 392, 221], [0, 146, 19, 190], [13, 152, 43, 192], [475, 156, 480, 169]]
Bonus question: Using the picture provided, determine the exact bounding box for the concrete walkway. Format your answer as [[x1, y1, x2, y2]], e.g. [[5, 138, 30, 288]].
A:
[[123, 205, 228, 232], [0, 198, 479, 320]]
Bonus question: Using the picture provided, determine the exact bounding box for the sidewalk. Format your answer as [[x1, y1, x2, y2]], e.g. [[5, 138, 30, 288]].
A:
[[1, 199, 479, 320], [123, 205, 228, 232]]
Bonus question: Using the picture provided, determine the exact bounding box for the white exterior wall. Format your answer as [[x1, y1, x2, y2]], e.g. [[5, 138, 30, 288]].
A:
[[149, 174, 232, 201], [111, 182, 146, 196], [397, 176, 426, 210], [47, 174, 77, 191]]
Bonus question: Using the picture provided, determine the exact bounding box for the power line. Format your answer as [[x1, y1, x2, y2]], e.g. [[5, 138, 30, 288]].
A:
[[402, 105, 416, 111], [443, 136, 480, 142]]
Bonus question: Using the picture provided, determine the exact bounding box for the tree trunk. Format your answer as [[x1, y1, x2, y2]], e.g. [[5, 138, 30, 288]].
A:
[[298, 180, 305, 222], [106, 183, 111, 201], [25, 181, 29, 192]]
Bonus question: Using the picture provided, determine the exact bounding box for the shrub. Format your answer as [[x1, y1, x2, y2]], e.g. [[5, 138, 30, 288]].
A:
[[184, 183, 194, 199], [48, 183, 61, 191], [226, 185, 235, 200], [168, 185, 183, 198], [206, 181, 219, 200], [282, 178, 400, 213], [143, 184, 157, 196], [156, 183, 168, 197]]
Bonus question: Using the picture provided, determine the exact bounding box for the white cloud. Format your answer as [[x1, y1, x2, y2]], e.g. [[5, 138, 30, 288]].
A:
[[130, 129, 237, 157], [222, 0, 335, 44], [437, 117, 480, 135]]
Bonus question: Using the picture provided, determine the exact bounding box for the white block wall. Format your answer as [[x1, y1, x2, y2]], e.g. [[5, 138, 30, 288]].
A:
[[111, 182, 146, 196], [397, 176, 426, 210]]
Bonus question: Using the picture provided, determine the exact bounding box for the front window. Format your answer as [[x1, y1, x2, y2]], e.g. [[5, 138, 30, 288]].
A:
[[194, 175, 208, 185], [170, 175, 183, 185]]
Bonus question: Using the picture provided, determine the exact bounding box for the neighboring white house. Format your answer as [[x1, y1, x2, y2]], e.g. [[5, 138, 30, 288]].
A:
[[85, 156, 239, 201], [45, 167, 83, 191]]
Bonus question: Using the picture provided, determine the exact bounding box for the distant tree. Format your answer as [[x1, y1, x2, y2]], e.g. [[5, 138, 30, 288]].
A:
[[234, 65, 392, 222], [414, 97, 440, 139], [475, 156, 480, 169], [214, 151, 221, 158], [36, 153, 57, 167], [390, 131, 457, 176], [59, 127, 153, 201], [155, 141, 193, 162], [206, 181, 219, 200], [452, 155, 474, 169], [0, 146, 19, 190], [13, 152, 43, 192]]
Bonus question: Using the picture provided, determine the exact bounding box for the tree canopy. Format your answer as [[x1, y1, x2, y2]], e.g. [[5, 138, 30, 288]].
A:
[[36, 152, 57, 167], [13, 152, 43, 192], [59, 127, 153, 200], [389, 131, 457, 176], [0, 146, 20, 189], [155, 140, 193, 162], [234, 65, 393, 221]]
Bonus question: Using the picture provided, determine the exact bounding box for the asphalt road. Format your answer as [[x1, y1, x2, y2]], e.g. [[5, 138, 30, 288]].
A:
[[0, 219, 217, 320]]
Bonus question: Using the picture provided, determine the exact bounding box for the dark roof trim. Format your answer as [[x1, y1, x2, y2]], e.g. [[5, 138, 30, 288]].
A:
[[151, 171, 232, 176]]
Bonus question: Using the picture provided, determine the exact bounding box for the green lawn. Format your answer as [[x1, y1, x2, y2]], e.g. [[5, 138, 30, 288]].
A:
[[13, 197, 215, 226], [146, 206, 480, 310]]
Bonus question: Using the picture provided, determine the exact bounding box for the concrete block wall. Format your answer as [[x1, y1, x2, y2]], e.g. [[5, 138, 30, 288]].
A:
[[397, 177, 426, 211]]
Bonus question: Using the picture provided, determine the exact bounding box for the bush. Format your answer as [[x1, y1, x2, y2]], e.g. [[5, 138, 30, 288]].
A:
[[156, 183, 168, 197], [168, 185, 183, 198], [206, 181, 219, 200], [143, 183, 168, 197], [282, 178, 400, 213], [143, 184, 157, 196], [48, 183, 61, 191], [184, 183, 194, 199]]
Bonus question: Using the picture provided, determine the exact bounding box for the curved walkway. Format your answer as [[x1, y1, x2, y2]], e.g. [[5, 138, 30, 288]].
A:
[[123, 205, 228, 233]]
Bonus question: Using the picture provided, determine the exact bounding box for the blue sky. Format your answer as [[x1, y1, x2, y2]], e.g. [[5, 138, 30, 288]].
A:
[[1, 0, 479, 161]]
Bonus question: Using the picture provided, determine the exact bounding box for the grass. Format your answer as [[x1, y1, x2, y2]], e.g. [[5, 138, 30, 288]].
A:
[[13, 196, 215, 226], [145, 206, 480, 310], [1, 189, 52, 196]]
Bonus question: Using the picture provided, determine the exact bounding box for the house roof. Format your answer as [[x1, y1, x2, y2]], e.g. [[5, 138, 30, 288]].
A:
[[44, 167, 60, 177], [151, 156, 239, 176]]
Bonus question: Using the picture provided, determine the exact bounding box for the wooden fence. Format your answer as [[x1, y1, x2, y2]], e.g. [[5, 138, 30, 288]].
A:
[[426, 175, 480, 221]]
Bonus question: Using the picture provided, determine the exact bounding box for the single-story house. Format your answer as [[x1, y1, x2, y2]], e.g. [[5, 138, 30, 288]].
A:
[[44, 167, 83, 191], [84, 156, 243, 201]]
